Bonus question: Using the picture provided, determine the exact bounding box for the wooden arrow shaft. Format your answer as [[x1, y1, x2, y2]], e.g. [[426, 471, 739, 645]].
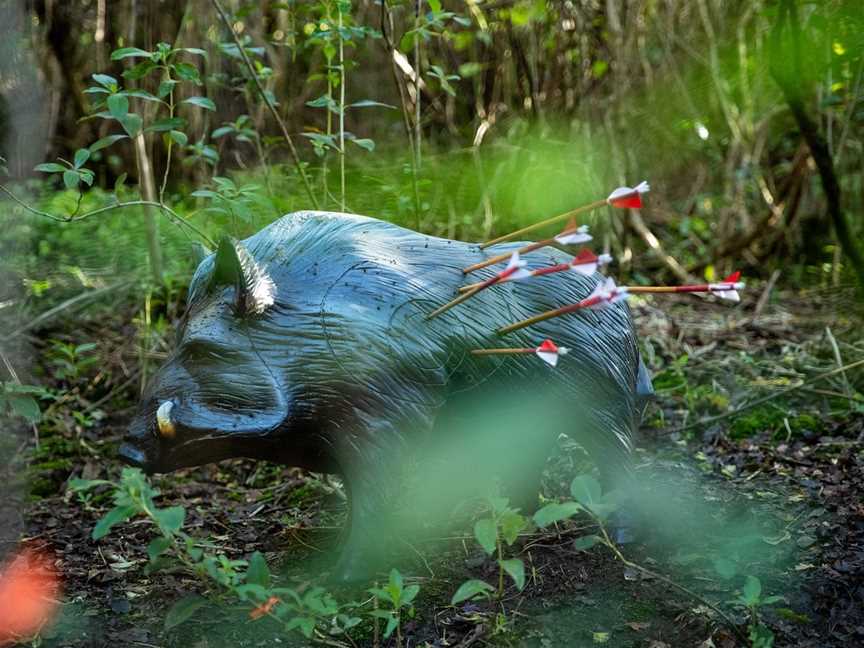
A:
[[470, 348, 535, 355], [497, 295, 605, 335], [459, 261, 571, 292], [479, 198, 608, 249], [464, 239, 549, 275]]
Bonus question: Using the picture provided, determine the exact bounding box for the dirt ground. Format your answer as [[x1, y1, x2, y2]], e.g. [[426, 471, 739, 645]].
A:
[[4, 288, 864, 647]]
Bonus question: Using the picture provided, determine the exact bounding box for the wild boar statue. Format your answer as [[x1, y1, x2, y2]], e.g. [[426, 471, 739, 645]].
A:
[[119, 211, 652, 580]]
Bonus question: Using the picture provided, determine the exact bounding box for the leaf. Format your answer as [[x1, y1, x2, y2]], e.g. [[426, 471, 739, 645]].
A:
[[742, 576, 762, 605], [183, 96, 216, 111], [63, 170, 80, 190], [164, 594, 208, 630], [570, 475, 602, 509], [347, 99, 397, 110], [7, 395, 40, 422], [91, 73, 118, 89], [122, 90, 162, 103], [473, 518, 497, 555], [108, 94, 129, 120], [90, 134, 128, 153], [245, 552, 271, 589], [168, 130, 188, 147], [147, 537, 172, 561], [79, 170, 95, 186], [172, 62, 201, 82], [573, 535, 601, 551], [92, 505, 137, 540], [119, 113, 143, 137], [499, 511, 527, 546], [180, 47, 208, 58], [450, 579, 494, 605], [157, 80, 179, 99], [111, 47, 152, 60], [33, 162, 67, 174], [73, 149, 91, 169], [402, 584, 420, 605], [153, 506, 185, 534], [123, 60, 157, 81], [534, 502, 582, 528], [384, 616, 398, 638], [145, 117, 187, 133], [211, 126, 234, 139], [350, 138, 375, 152], [388, 568, 404, 596], [499, 558, 525, 591]]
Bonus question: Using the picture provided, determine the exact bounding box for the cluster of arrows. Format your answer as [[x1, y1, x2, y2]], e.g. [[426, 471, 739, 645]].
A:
[[426, 181, 746, 368]]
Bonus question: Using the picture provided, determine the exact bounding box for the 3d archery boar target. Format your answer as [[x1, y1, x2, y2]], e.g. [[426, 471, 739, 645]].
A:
[[121, 210, 650, 580]]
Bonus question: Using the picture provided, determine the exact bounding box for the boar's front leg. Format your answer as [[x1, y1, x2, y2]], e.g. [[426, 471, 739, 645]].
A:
[[330, 419, 405, 582]]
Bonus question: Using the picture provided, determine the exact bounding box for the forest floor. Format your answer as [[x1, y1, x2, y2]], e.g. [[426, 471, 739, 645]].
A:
[[4, 285, 864, 648]]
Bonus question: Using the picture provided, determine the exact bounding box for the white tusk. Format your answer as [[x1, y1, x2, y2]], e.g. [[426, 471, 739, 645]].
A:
[[156, 401, 176, 439]]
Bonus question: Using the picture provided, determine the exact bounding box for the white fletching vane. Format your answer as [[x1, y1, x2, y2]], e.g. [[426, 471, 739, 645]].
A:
[[535, 342, 569, 367], [709, 281, 744, 302], [554, 225, 592, 246], [571, 262, 597, 276], [502, 251, 533, 281]]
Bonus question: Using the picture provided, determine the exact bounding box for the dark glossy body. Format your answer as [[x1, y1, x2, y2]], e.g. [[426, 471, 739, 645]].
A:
[[120, 211, 651, 578]]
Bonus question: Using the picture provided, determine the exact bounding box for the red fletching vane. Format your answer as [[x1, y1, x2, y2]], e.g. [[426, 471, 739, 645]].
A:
[[607, 181, 650, 209], [535, 339, 569, 367]]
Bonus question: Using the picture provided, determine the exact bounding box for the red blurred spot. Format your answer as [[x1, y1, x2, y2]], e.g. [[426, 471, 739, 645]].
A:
[[723, 270, 741, 283], [609, 194, 643, 209], [249, 596, 280, 621], [0, 549, 60, 646]]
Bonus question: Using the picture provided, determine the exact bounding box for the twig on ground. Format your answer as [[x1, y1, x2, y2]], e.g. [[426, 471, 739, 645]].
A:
[[671, 357, 864, 433]]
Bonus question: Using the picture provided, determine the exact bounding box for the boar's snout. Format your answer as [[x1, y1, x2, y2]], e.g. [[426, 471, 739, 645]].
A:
[[119, 408, 165, 474]]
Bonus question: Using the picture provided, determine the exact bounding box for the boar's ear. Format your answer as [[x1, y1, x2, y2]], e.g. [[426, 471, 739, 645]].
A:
[[212, 236, 275, 315]]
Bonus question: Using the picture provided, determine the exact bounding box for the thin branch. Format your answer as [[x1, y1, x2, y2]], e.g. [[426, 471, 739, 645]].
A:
[[210, 0, 319, 209], [0, 183, 215, 247], [596, 522, 750, 645]]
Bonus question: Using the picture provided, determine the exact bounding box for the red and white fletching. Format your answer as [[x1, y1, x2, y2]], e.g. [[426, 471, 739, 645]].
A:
[[535, 339, 569, 367], [570, 249, 613, 276], [607, 181, 650, 209], [498, 251, 532, 281], [586, 277, 630, 309], [708, 271, 744, 302], [554, 224, 592, 246]]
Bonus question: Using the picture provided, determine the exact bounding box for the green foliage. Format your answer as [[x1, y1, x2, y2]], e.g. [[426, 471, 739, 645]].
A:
[[0, 382, 45, 423], [453, 496, 529, 605], [731, 576, 783, 648], [368, 568, 419, 641], [68, 468, 363, 640]]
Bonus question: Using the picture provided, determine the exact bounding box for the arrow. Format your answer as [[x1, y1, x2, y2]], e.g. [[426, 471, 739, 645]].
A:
[[426, 251, 532, 320], [624, 272, 745, 302], [479, 180, 650, 249], [498, 278, 630, 335], [470, 339, 570, 367], [458, 248, 613, 293], [497, 272, 745, 335], [464, 221, 593, 275]]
